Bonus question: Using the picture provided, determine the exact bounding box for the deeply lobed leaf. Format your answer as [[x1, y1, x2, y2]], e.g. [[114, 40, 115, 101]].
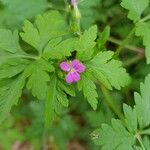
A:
[[121, 0, 149, 22], [0, 75, 26, 122], [87, 51, 131, 90], [24, 59, 54, 100]]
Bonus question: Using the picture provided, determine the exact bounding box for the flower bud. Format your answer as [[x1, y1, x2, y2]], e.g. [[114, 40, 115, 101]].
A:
[[74, 4, 81, 19], [71, 0, 77, 6]]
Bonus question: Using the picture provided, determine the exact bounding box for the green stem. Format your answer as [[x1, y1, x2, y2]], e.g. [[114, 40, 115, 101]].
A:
[[112, 14, 150, 57], [136, 134, 146, 150], [115, 27, 136, 57], [100, 84, 124, 120], [108, 37, 144, 54], [123, 55, 144, 67], [140, 14, 150, 23]]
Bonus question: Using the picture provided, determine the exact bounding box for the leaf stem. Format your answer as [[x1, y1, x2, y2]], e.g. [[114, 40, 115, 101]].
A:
[[136, 134, 146, 150], [140, 14, 150, 23], [100, 84, 124, 120], [114, 27, 136, 57]]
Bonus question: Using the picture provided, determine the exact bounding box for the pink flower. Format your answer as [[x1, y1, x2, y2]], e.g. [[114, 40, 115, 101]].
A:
[[71, 0, 77, 6], [60, 59, 85, 84]]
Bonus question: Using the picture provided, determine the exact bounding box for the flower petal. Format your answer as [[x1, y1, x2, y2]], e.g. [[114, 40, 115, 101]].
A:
[[72, 71, 80, 82], [66, 72, 74, 84], [60, 62, 70, 72], [65, 71, 80, 84], [72, 59, 85, 73]]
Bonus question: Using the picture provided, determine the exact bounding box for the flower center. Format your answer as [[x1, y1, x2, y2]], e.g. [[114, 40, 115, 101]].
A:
[[70, 68, 76, 73]]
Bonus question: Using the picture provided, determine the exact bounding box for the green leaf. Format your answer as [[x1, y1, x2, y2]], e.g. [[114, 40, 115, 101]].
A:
[[20, 11, 68, 54], [0, 29, 22, 53], [57, 80, 75, 107], [0, 59, 29, 79], [87, 51, 131, 90], [43, 38, 76, 60], [35, 11, 68, 41], [78, 73, 98, 110], [58, 80, 75, 97], [92, 119, 135, 150], [143, 136, 150, 150], [24, 59, 54, 100], [57, 88, 69, 108], [76, 25, 97, 61], [121, 0, 149, 22], [92, 74, 150, 149], [97, 26, 110, 49], [134, 74, 150, 128], [123, 104, 137, 133], [45, 76, 72, 126], [135, 22, 150, 64], [78, 25, 97, 51], [0, 0, 48, 29], [0, 75, 25, 122], [20, 20, 41, 52]]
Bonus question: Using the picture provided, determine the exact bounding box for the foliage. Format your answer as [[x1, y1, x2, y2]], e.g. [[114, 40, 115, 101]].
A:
[[0, 10, 131, 126], [92, 74, 150, 149], [121, 0, 149, 22], [0, 0, 48, 30], [0, 0, 150, 149]]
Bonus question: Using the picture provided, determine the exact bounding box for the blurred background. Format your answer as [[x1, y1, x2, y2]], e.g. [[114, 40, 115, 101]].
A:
[[0, 0, 149, 149]]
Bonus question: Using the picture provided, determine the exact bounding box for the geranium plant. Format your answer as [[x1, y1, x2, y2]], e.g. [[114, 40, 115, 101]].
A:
[[0, 0, 150, 149]]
